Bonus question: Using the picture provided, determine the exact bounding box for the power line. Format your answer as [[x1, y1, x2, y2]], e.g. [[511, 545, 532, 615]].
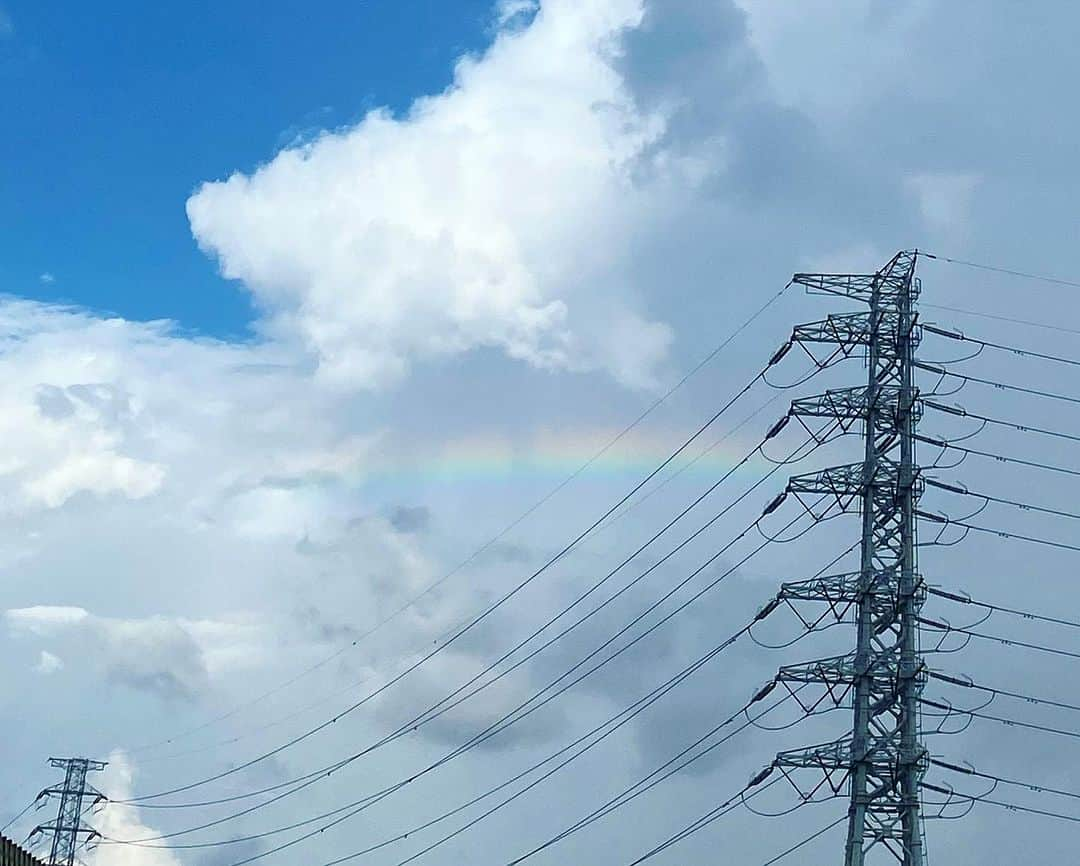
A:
[[917, 510, 1080, 553], [921, 303, 1080, 337], [1, 797, 39, 834], [924, 399, 1080, 443], [923, 782, 1080, 825], [376, 692, 818, 866], [760, 815, 847, 865], [212, 504, 831, 865], [922, 251, 1080, 291], [108, 608, 769, 853], [930, 670, 1080, 715], [919, 616, 1080, 660], [927, 586, 1080, 630], [925, 478, 1080, 522], [623, 780, 767, 865], [921, 698, 1080, 741], [105, 475, 830, 854], [917, 433, 1080, 479], [130, 394, 793, 770], [112, 432, 822, 845], [921, 323, 1080, 369], [916, 361, 1080, 407], [122, 282, 796, 758], [932, 758, 1080, 803], [322, 652, 808, 866], [119, 360, 788, 805]]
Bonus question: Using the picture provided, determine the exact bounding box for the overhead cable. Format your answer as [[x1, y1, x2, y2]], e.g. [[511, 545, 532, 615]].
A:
[[931, 758, 1080, 803], [919, 616, 1080, 660], [119, 354, 796, 805], [921, 303, 1080, 337], [922, 323, 1080, 369], [916, 434, 1080, 479], [213, 503, 827, 866], [922, 698, 1080, 741], [922, 251, 1080, 291], [916, 361, 1080, 407], [108, 479, 829, 855], [917, 510, 1080, 553], [925, 478, 1080, 522], [922, 783, 1080, 825], [923, 401, 1080, 444], [123, 283, 796, 757], [927, 586, 1080, 630]]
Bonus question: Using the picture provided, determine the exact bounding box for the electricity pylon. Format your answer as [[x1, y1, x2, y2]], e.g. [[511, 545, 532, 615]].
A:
[[769, 251, 928, 863], [31, 757, 106, 866]]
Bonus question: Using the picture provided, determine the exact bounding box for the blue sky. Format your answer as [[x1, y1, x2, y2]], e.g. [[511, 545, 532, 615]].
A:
[[2, 0, 493, 334]]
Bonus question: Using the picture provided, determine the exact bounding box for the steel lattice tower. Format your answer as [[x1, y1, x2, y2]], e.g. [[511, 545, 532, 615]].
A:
[[32, 757, 106, 866], [768, 251, 928, 863]]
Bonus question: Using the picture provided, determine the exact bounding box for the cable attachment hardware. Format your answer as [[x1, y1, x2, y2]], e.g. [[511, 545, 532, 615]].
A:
[[769, 340, 793, 366]]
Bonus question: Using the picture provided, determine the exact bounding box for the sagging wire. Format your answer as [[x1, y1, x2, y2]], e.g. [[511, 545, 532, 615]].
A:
[[506, 683, 819, 864], [917, 433, 1080, 480], [112, 407, 824, 832], [922, 698, 1080, 742], [917, 510, 1080, 553], [322, 622, 799, 866], [924, 400, 1080, 445], [916, 510, 971, 548], [932, 758, 1080, 804], [142, 473, 830, 861], [922, 322, 1080, 370], [920, 616, 973, 656], [922, 781, 1080, 826], [915, 360, 1080, 408], [928, 586, 1080, 631], [120, 280, 800, 761], [918, 616, 1080, 660], [763, 343, 846, 391], [926, 477, 1080, 523], [930, 670, 1080, 715], [117, 352, 795, 806]]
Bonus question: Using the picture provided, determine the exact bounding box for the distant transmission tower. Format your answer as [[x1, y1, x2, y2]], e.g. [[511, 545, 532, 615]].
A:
[[769, 251, 927, 863], [31, 757, 106, 866]]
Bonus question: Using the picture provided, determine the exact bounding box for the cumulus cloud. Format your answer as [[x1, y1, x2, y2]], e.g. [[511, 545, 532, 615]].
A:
[[86, 751, 183, 866], [35, 649, 63, 674], [5, 605, 267, 702], [187, 0, 678, 392], [9, 3, 1078, 863]]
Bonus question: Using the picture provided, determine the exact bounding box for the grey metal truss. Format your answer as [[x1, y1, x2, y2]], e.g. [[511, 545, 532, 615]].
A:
[[768, 251, 928, 865], [32, 758, 106, 866]]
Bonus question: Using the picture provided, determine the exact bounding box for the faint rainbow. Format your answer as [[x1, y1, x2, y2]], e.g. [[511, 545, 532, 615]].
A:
[[357, 427, 767, 488]]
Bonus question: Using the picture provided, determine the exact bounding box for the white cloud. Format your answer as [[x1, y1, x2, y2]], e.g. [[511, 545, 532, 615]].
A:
[[188, 0, 677, 392], [86, 751, 182, 866], [7, 605, 90, 634], [905, 171, 981, 243], [6, 605, 269, 700], [732, 0, 937, 122], [39, 272, 56, 284], [496, 0, 539, 26], [0, 299, 371, 517], [35, 649, 63, 674]]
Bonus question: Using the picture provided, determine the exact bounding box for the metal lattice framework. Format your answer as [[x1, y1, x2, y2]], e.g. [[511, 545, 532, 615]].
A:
[[769, 251, 929, 864], [31, 758, 106, 866]]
